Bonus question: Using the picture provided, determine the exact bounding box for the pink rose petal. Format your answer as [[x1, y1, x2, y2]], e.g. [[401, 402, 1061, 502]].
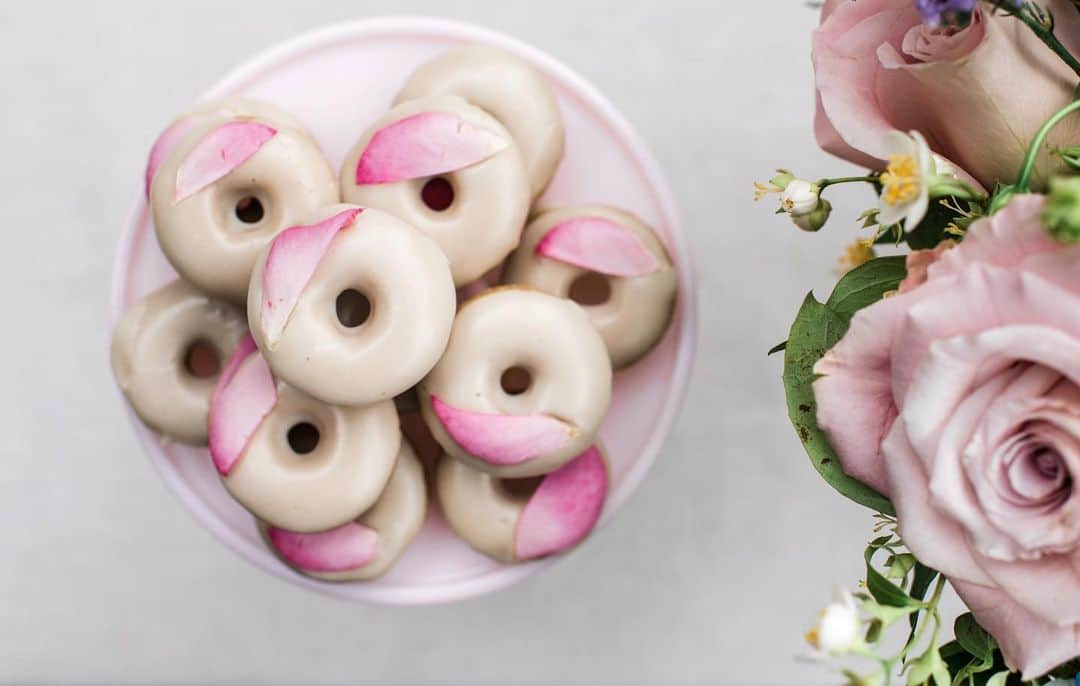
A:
[[536, 217, 659, 277], [259, 208, 363, 347], [208, 335, 277, 476], [515, 446, 608, 560], [145, 115, 199, 197], [267, 522, 380, 573], [174, 121, 277, 202], [354, 111, 508, 185], [430, 394, 577, 466]]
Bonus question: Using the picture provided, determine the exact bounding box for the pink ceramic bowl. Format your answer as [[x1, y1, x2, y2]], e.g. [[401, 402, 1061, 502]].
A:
[[110, 17, 698, 605]]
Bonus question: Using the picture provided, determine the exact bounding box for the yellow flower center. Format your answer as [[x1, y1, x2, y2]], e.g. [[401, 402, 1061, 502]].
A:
[[880, 154, 921, 207], [805, 628, 820, 649]]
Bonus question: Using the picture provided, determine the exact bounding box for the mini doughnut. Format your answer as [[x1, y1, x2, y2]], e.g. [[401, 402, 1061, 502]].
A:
[[209, 336, 400, 533], [502, 206, 678, 369], [144, 98, 306, 197], [150, 107, 338, 302], [436, 445, 609, 563], [247, 205, 456, 407], [419, 288, 612, 479], [395, 44, 565, 198], [260, 437, 427, 581], [111, 280, 247, 445], [339, 96, 531, 286]]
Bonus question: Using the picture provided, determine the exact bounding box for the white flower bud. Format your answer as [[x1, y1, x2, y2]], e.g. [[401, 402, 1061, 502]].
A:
[[781, 179, 820, 216], [806, 588, 861, 657]]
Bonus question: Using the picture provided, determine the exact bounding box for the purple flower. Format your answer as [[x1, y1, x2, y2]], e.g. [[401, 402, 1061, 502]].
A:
[[914, 0, 978, 26]]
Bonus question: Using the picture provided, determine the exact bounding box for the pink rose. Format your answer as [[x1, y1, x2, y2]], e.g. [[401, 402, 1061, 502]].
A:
[[812, 196, 1080, 677], [814, 0, 1080, 190]]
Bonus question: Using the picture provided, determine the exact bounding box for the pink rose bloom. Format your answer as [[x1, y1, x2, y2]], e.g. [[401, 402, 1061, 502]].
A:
[[813, 196, 1080, 677], [814, 0, 1080, 190]]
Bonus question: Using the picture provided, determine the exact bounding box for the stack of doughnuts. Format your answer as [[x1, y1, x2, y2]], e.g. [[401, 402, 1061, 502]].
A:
[[112, 44, 678, 581]]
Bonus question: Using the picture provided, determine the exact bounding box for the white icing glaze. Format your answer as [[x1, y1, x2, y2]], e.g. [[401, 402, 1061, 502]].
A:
[[151, 110, 337, 303], [395, 44, 565, 198], [223, 383, 400, 534], [247, 205, 456, 407], [260, 437, 428, 581], [339, 96, 531, 286], [111, 280, 247, 445], [419, 288, 612, 478], [503, 206, 678, 368]]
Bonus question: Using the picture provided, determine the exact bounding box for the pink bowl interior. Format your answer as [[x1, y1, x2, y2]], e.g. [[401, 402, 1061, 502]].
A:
[[110, 17, 697, 605]]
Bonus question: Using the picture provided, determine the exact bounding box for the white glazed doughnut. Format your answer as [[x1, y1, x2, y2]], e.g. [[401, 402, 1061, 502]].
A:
[[247, 205, 456, 407], [111, 280, 247, 445], [339, 96, 531, 286], [502, 206, 678, 369], [150, 108, 338, 302], [395, 44, 565, 198], [436, 445, 608, 563], [419, 288, 612, 479], [209, 336, 400, 533], [260, 437, 427, 581]]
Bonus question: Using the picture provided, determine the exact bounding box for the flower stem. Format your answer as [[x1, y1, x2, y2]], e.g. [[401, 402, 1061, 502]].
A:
[[816, 175, 878, 191], [1016, 99, 1080, 191], [984, 1, 1080, 79]]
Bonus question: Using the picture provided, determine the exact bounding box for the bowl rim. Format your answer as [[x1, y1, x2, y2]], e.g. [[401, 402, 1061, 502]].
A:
[[110, 15, 699, 605]]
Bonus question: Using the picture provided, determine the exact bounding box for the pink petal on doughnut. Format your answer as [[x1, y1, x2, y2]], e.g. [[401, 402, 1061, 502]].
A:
[[174, 121, 277, 201], [515, 446, 608, 560], [208, 335, 277, 476], [536, 217, 659, 277], [267, 522, 379, 573], [145, 115, 199, 197], [259, 208, 363, 347], [430, 394, 577, 466], [354, 112, 508, 185]]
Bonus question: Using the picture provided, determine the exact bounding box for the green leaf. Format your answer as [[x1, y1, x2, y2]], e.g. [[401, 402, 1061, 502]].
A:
[[983, 672, 1009, 686], [768, 341, 787, 356], [907, 198, 962, 250], [781, 257, 906, 514], [865, 544, 917, 608], [886, 553, 917, 580], [954, 613, 996, 662], [908, 563, 939, 633]]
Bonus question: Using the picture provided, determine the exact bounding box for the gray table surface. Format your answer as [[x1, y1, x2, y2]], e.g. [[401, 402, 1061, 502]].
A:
[[1, 1, 888, 683]]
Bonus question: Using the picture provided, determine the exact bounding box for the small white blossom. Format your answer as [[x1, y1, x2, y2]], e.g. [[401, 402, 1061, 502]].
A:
[[877, 130, 939, 230], [805, 588, 862, 659], [782, 179, 820, 216]]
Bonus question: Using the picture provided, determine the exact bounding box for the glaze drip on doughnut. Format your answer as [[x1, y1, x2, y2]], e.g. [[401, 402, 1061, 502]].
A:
[[355, 111, 509, 184], [267, 522, 380, 573]]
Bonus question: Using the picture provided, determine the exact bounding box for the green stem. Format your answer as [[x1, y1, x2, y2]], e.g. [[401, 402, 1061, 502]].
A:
[[985, 1, 1080, 79], [1016, 99, 1080, 191], [816, 175, 878, 191]]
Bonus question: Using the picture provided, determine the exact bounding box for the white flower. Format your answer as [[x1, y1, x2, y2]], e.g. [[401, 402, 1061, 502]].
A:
[[805, 588, 861, 659], [877, 130, 939, 229], [782, 179, 820, 216]]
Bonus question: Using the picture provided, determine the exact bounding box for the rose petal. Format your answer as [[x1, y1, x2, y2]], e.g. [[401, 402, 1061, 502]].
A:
[[208, 335, 277, 476], [259, 208, 363, 348], [145, 115, 199, 197], [954, 580, 1080, 680], [535, 217, 659, 277], [267, 522, 379, 573], [354, 112, 508, 185], [515, 446, 608, 560], [429, 394, 577, 466], [174, 121, 276, 201]]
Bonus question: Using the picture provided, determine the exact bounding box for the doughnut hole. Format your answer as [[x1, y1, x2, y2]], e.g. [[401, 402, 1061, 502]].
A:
[[500, 475, 544, 501], [500, 366, 532, 396], [420, 177, 455, 212], [286, 421, 321, 456], [234, 195, 265, 224], [568, 272, 611, 306], [335, 289, 373, 328], [182, 339, 221, 379]]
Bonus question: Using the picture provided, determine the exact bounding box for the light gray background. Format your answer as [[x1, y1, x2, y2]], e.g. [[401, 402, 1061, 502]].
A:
[[1, 2, 886, 683]]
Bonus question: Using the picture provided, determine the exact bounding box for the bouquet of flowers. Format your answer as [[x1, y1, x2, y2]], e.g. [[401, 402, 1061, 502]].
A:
[[758, 1, 1080, 684]]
